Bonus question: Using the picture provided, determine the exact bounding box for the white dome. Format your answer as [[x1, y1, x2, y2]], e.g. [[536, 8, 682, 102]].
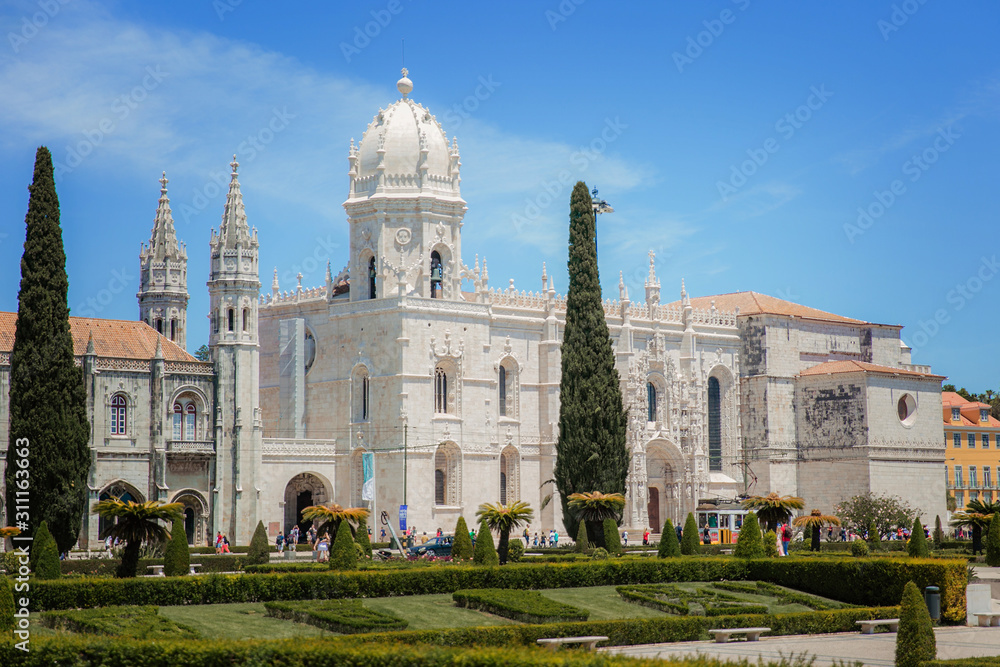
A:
[[349, 73, 460, 198]]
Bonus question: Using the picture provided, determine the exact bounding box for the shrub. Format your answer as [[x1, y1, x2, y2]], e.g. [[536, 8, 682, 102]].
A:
[[895, 580, 936, 667], [908, 517, 929, 558], [329, 520, 358, 571], [38, 605, 198, 639], [590, 547, 609, 560], [575, 519, 589, 553], [246, 521, 270, 566], [0, 575, 14, 632], [851, 540, 870, 558], [35, 530, 62, 580], [987, 512, 1000, 567], [163, 518, 190, 577], [933, 516, 944, 549], [616, 584, 690, 614], [508, 540, 525, 563], [658, 519, 680, 558], [356, 518, 373, 558], [603, 519, 622, 556], [868, 520, 881, 550], [264, 599, 407, 633], [30, 520, 54, 572], [451, 517, 473, 561], [681, 513, 700, 555], [763, 530, 779, 558], [453, 588, 589, 623], [734, 512, 764, 559], [473, 521, 498, 566]]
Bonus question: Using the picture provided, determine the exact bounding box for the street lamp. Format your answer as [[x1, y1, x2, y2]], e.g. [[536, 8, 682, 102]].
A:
[[591, 186, 613, 261]]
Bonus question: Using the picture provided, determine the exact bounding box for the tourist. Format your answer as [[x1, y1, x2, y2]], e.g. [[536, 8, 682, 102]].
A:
[[317, 535, 329, 562], [290, 525, 300, 548], [643, 528, 650, 546], [420, 532, 428, 544], [307, 525, 317, 547], [539, 532, 546, 548], [840, 527, 847, 542], [675, 524, 683, 544], [523, 527, 530, 546], [775, 529, 784, 556], [553, 530, 559, 547], [781, 524, 791, 556], [214, 531, 223, 555], [533, 533, 538, 547], [702, 525, 710, 545], [622, 530, 629, 547], [437, 527, 443, 537], [380, 527, 387, 542], [276, 531, 285, 553], [221, 534, 231, 553]]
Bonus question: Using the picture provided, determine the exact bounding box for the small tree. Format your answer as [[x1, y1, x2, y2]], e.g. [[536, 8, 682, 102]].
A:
[[0, 576, 14, 633], [733, 512, 764, 559], [451, 516, 473, 560], [907, 517, 929, 558], [895, 580, 936, 667], [29, 520, 53, 572], [792, 509, 840, 552], [92, 498, 183, 579], [741, 493, 804, 534], [246, 521, 270, 565], [681, 513, 700, 556], [567, 491, 625, 549], [867, 520, 882, 550], [163, 517, 190, 576], [603, 518, 622, 556], [986, 512, 1000, 567], [473, 520, 499, 566], [35, 533, 61, 580], [763, 530, 779, 558], [575, 519, 590, 553], [329, 519, 357, 570], [355, 517, 372, 558], [476, 501, 534, 565], [657, 519, 680, 558], [933, 515, 943, 549]]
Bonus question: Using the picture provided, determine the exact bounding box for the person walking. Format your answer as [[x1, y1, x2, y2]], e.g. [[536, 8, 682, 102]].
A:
[[317, 535, 329, 562], [523, 527, 530, 546], [781, 524, 792, 556], [622, 530, 629, 547], [553, 530, 559, 547], [643, 528, 650, 546], [702, 525, 711, 546], [276, 531, 285, 554]]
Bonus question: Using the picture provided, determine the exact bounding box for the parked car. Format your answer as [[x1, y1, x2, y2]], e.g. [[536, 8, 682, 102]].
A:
[[407, 535, 453, 557]]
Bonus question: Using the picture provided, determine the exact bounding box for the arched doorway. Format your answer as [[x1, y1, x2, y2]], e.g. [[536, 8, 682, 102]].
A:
[[647, 487, 660, 532], [184, 508, 195, 543], [646, 440, 684, 527], [97, 481, 144, 540], [283, 473, 330, 539], [170, 490, 210, 546]]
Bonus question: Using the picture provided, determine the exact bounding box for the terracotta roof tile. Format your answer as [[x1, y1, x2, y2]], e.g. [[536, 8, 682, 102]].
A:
[[798, 359, 945, 379], [0, 312, 196, 362], [665, 291, 868, 325]]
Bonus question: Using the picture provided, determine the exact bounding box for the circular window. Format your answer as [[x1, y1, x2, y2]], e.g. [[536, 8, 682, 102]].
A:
[[897, 394, 917, 426]]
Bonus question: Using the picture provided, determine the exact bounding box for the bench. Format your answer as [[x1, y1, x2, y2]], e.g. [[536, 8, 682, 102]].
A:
[[973, 612, 1000, 627], [188, 563, 202, 575], [856, 619, 899, 634], [536, 636, 609, 651], [146, 565, 165, 577], [708, 627, 770, 643]]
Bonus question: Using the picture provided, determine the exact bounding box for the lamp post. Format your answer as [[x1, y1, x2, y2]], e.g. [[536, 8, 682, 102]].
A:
[[591, 186, 613, 261]]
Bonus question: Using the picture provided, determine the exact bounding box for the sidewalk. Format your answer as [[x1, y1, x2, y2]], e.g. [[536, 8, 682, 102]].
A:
[[603, 626, 1000, 666]]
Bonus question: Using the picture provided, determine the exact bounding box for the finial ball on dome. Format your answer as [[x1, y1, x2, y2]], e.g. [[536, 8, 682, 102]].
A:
[[397, 67, 413, 97]]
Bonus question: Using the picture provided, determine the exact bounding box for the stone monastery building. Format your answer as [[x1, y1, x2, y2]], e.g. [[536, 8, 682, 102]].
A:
[[0, 72, 946, 546]]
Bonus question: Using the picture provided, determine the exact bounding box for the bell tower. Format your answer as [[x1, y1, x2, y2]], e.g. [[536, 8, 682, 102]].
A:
[[138, 172, 188, 348]]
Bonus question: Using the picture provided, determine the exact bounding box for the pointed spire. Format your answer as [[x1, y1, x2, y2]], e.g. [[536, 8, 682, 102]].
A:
[[217, 155, 253, 249], [325, 260, 332, 283], [85, 330, 95, 355], [143, 171, 184, 261], [154, 334, 164, 360], [271, 267, 280, 298]]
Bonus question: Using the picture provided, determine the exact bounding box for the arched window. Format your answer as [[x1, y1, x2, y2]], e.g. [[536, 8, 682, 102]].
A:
[[708, 377, 722, 472], [227, 308, 235, 332], [647, 382, 658, 423], [434, 367, 448, 414], [368, 256, 377, 300], [172, 403, 183, 440], [434, 469, 445, 505], [212, 312, 219, 334], [499, 366, 507, 417], [500, 471, 508, 505], [173, 397, 199, 441], [155, 318, 163, 334], [362, 374, 370, 421], [500, 447, 518, 504], [110, 395, 127, 435], [434, 443, 461, 506], [242, 308, 249, 332], [430, 251, 443, 298], [170, 319, 177, 341], [185, 404, 197, 441]]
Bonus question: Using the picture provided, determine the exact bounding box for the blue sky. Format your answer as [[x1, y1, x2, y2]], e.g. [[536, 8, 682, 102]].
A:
[[0, 1, 998, 388]]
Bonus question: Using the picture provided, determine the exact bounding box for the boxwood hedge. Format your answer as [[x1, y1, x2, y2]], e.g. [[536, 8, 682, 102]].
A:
[[264, 599, 407, 633], [453, 588, 589, 623]]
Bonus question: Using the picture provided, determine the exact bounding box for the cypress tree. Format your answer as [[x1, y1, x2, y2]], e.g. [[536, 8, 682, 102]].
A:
[[681, 512, 700, 555], [575, 518, 590, 553], [29, 519, 53, 572], [355, 518, 372, 558], [986, 513, 1000, 567], [163, 517, 190, 576], [763, 530, 779, 558], [35, 532, 61, 580], [867, 520, 881, 550], [603, 518, 622, 556], [907, 517, 929, 558], [0, 576, 13, 632], [473, 520, 498, 566], [933, 515, 944, 549], [553, 182, 629, 531], [657, 518, 680, 558], [895, 580, 936, 667], [246, 521, 270, 565], [329, 520, 357, 570], [4, 148, 90, 554], [734, 512, 764, 559], [451, 516, 473, 561]]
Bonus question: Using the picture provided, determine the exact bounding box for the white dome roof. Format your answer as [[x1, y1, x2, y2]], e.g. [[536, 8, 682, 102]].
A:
[[349, 71, 461, 198]]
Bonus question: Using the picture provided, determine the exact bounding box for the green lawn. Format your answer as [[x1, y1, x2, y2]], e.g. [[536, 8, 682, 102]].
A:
[[363, 594, 515, 631], [539, 585, 673, 620], [158, 602, 329, 639]]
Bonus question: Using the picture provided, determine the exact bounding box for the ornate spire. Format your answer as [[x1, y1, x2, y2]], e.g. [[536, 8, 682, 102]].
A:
[[397, 67, 413, 98], [85, 330, 95, 355], [142, 172, 185, 261], [216, 156, 255, 250], [645, 250, 660, 306], [271, 267, 280, 298]]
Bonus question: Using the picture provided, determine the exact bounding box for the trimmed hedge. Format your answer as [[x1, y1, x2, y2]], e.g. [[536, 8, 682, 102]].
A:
[[616, 584, 691, 615], [59, 555, 245, 577], [264, 599, 407, 633], [38, 605, 199, 639], [453, 588, 589, 623], [712, 581, 840, 611], [26, 557, 968, 622]]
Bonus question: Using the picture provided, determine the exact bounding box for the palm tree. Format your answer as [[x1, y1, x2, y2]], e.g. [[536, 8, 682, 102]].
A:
[[952, 499, 1000, 554], [0, 527, 20, 539], [476, 501, 534, 565], [792, 509, 841, 551], [92, 498, 183, 578], [568, 491, 626, 549], [742, 493, 805, 533], [300, 503, 369, 541]]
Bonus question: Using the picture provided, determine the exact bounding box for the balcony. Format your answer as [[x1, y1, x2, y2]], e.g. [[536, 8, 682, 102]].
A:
[[167, 440, 215, 454]]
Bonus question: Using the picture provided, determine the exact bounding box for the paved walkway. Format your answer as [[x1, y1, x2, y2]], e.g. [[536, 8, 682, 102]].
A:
[[603, 627, 1000, 666]]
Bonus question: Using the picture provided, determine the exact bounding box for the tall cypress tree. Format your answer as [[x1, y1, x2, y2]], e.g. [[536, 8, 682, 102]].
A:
[[554, 182, 629, 533], [4, 147, 90, 554]]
